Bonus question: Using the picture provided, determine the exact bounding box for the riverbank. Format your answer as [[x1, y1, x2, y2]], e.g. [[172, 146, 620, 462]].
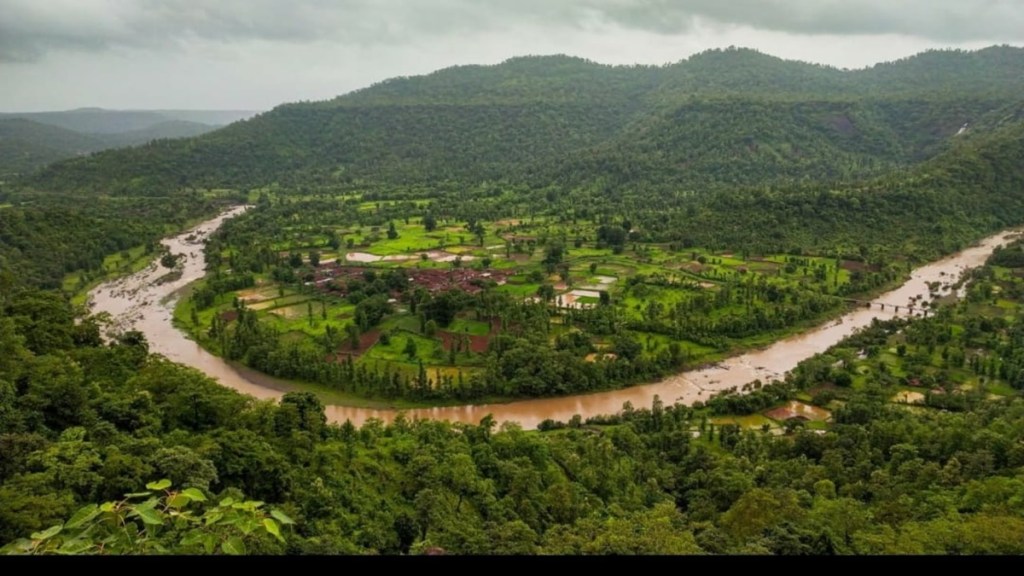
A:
[[63, 206, 243, 308], [87, 208, 1020, 429]]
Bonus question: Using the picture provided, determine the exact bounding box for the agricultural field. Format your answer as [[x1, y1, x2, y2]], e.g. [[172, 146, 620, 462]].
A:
[[739, 249, 1024, 425], [176, 199, 907, 403], [686, 252, 1024, 440]]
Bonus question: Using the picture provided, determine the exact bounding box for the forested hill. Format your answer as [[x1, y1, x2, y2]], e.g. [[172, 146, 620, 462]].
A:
[[22, 46, 1024, 194], [0, 118, 222, 177], [0, 120, 107, 176], [0, 108, 260, 177], [0, 108, 257, 135]]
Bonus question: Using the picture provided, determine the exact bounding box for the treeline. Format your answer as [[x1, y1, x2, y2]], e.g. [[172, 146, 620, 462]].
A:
[[5, 266, 1024, 554], [0, 192, 233, 290], [194, 291, 688, 401]]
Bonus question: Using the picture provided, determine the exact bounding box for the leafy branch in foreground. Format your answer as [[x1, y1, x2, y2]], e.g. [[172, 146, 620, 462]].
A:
[[1, 479, 295, 555]]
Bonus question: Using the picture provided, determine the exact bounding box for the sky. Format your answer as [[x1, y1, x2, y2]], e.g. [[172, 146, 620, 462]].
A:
[[1, 0, 1022, 112]]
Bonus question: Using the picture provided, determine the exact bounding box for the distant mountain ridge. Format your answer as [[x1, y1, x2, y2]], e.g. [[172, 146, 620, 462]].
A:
[[0, 108, 260, 176], [18, 45, 1024, 193], [0, 108, 259, 134]]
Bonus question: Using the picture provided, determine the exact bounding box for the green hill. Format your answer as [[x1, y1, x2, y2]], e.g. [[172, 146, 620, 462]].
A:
[[0, 109, 261, 177], [23, 47, 1024, 195], [0, 119, 106, 176], [0, 108, 257, 135], [0, 118, 229, 177]]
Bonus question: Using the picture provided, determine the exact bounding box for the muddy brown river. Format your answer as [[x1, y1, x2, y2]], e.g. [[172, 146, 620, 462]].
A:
[[87, 206, 1020, 429]]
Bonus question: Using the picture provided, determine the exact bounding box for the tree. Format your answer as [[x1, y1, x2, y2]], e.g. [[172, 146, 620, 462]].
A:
[[160, 253, 178, 269], [308, 251, 320, 268], [327, 232, 341, 250], [537, 284, 556, 303], [422, 291, 467, 327], [404, 337, 418, 360], [720, 488, 805, 541], [542, 243, 564, 272], [345, 324, 360, 350], [151, 447, 219, 492], [611, 333, 641, 361], [423, 213, 437, 232]]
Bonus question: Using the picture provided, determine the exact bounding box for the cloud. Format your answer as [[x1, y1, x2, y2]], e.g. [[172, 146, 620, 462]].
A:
[[598, 0, 1024, 42], [0, 0, 573, 62], [2, 0, 1022, 63]]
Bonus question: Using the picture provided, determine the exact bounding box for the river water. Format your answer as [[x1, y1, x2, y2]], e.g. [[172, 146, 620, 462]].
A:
[[87, 207, 1020, 429]]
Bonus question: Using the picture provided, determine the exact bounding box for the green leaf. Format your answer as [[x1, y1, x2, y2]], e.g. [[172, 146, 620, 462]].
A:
[[31, 525, 63, 541], [132, 506, 164, 526], [2, 538, 33, 553], [57, 539, 93, 555], [263, 518, 284, 543], [124, 491, 152, 499], [237, 518, 257, 535], [181, 488, 207, 502], [204, 511, 224, 526], [146, 479, 172, 491], [270, 509, 295, 525], [65, 504, 99, 529], [221, 536, 246, 556], [99, 502, 116, 512], [180, 531, 205, 547], [202, 534, 216, 555], [166, 493, 191, 509], [219, 497, 235, 506]]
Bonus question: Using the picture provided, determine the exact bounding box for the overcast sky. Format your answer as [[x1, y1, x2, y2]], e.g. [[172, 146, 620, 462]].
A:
[[1, 0, 1021, 112]]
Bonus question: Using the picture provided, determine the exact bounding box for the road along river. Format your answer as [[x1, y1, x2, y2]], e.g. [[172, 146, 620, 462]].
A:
[[88, 207, 1020, 429]]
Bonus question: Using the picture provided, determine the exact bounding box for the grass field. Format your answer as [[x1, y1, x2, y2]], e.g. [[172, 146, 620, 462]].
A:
[[448, 318, 492, 335]]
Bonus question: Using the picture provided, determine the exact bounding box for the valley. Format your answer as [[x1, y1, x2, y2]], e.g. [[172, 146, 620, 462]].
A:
[[85, 205, 1020, 430], [4, 44, 1024, 555]]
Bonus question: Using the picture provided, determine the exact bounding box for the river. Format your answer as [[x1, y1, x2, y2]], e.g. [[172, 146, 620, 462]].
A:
[[87, 206, 1020, 429]]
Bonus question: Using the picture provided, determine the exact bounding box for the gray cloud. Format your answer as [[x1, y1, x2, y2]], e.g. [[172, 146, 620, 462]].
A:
[[0, 0, 576, 62], [602, 0, 1024, 41], [2, 0, 1022, 63]]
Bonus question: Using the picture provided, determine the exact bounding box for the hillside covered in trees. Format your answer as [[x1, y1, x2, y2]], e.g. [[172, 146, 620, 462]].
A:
[[0, 108, 257, 177], [21, 46, 1024, 194]]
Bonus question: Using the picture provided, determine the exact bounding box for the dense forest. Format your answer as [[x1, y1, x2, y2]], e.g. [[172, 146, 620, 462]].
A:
[[0, 192, 241, 290], [4, 240, 1024, 554]]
